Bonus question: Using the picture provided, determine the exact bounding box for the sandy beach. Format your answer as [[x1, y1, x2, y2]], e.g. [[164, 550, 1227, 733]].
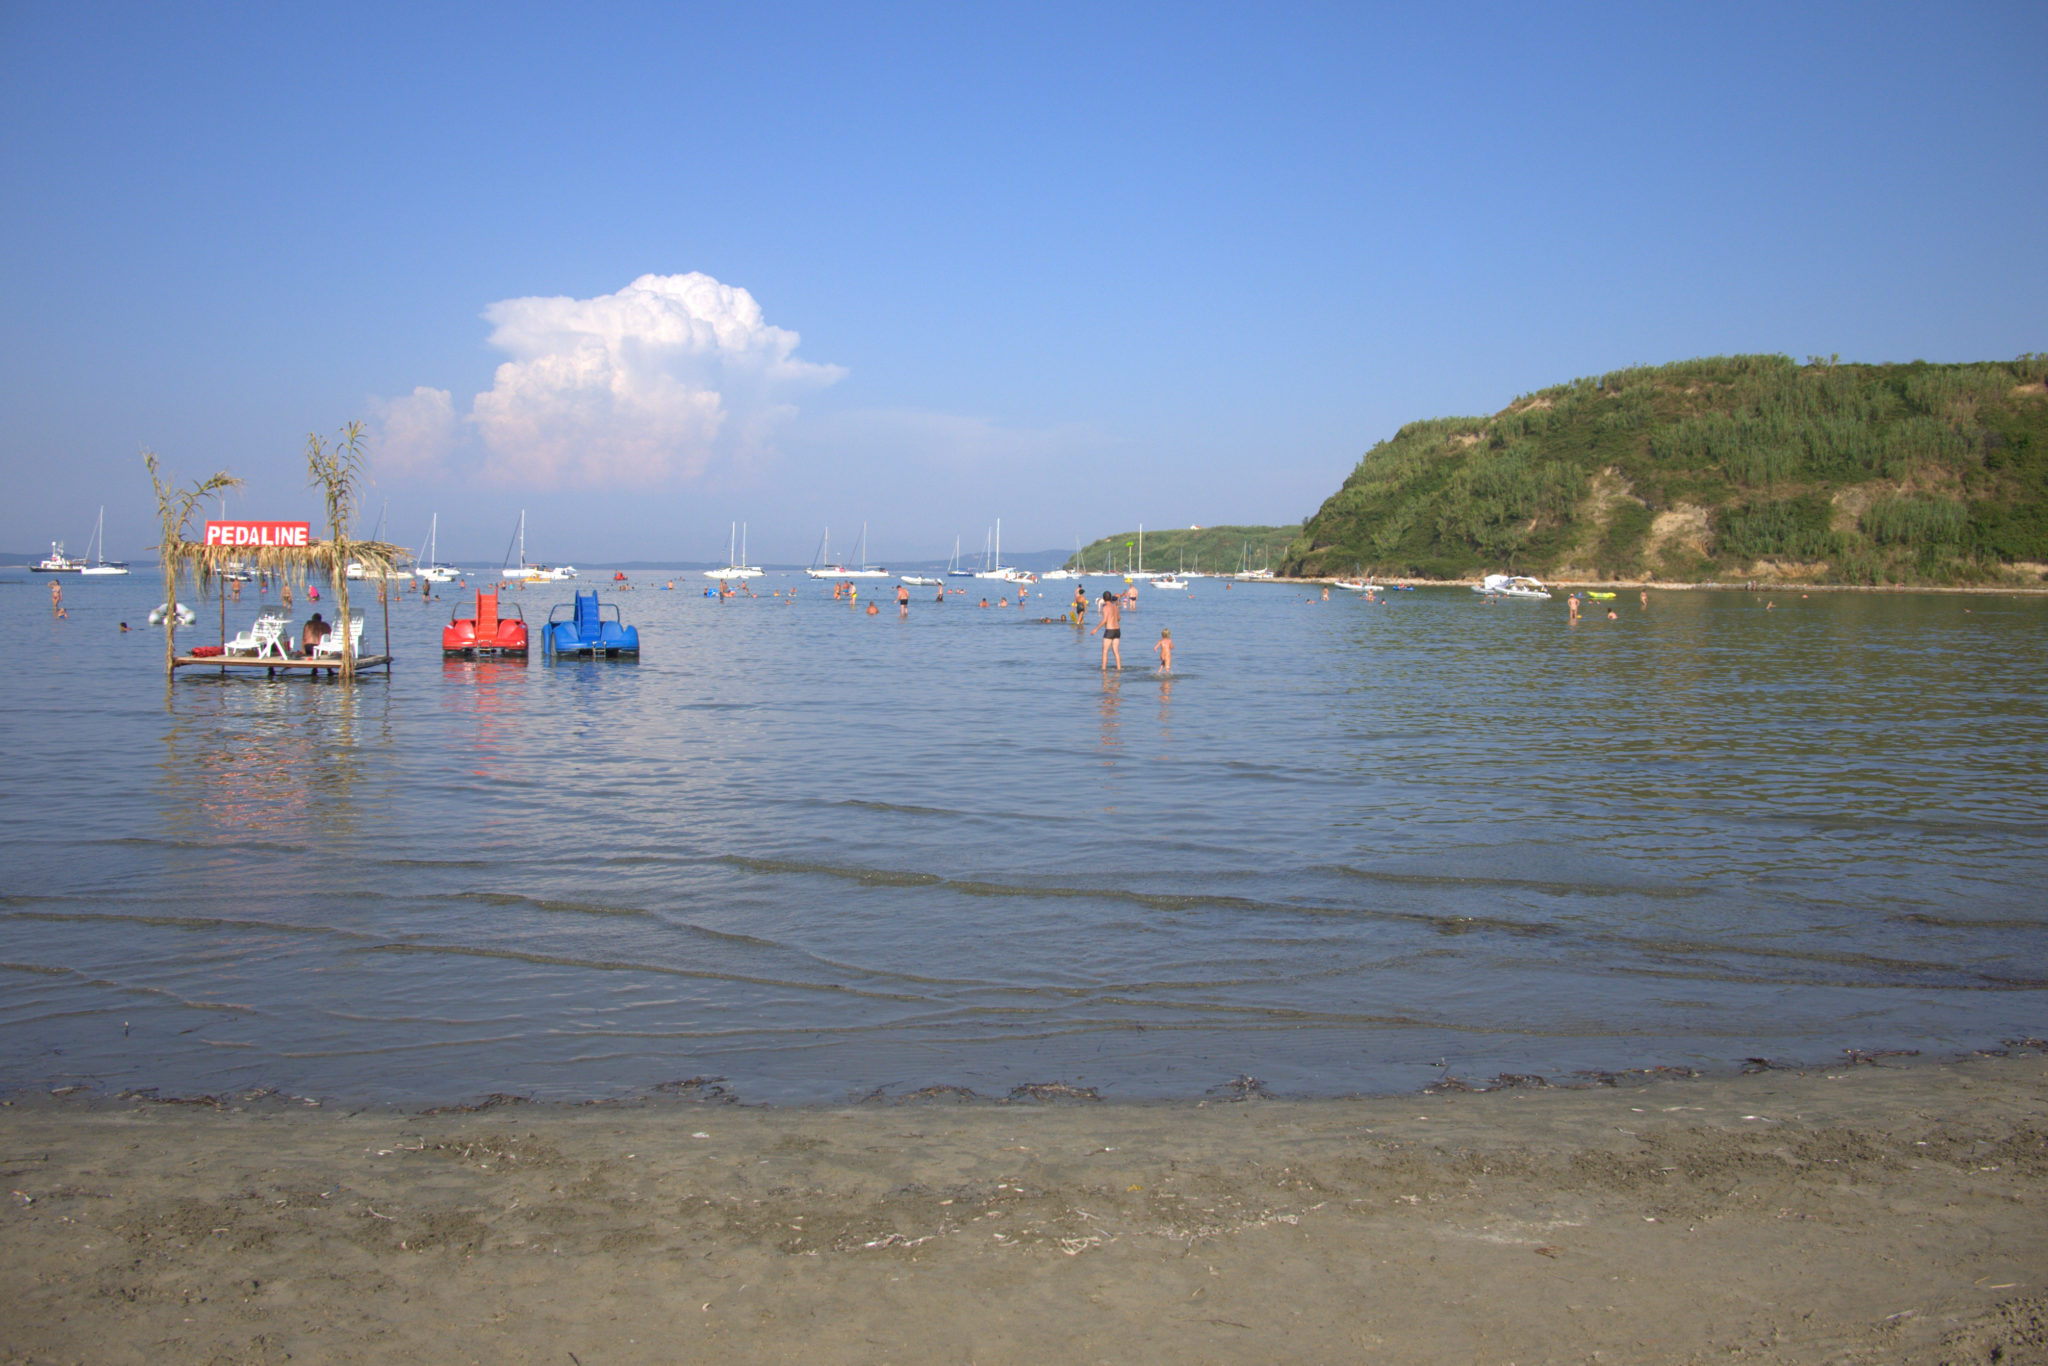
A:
[[3, 1054, 2043, 1364]]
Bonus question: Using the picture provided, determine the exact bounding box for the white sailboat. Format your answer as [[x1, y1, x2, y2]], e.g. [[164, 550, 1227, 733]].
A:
[[79, 507, 129, 575], [416, 514, 461, 582], [841, 522, 889, 578], [975, 518, 1033, 583], [1124, 524, 1159, 581], [946, 534, 977, 578], [704, 522, 764, 579], [500, 510, 575, 581]]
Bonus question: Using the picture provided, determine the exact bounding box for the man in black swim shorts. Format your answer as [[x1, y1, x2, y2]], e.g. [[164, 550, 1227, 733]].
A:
[[1091, 590, 1122, 669]]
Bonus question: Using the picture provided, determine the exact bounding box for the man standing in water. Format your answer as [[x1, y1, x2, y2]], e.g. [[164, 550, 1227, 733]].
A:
[[1072, 583, 1087, 625], [896, 583, 910, 616], [1092, 590, 1122, 670]]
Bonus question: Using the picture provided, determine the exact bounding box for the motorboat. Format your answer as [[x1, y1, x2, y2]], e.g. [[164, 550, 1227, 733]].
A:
[[544, 590, 640, 658], [346, 560, 414, 581], [1475, 573, 1553, 600], [1040, 537, 1083, 581], [899, 574, 942, 587], [442, 587, 528, 655], [703, 522, 764, 579], [1151, 576, 1187, 590], [32, 541, 84, 573]]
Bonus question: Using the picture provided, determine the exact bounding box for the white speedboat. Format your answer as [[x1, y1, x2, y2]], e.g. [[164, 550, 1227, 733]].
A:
[[899, 574, 941, 587], [1151, 576, 1187, 590], [1475, 573, 1552, 600], [1040, 537, 1083, 581]]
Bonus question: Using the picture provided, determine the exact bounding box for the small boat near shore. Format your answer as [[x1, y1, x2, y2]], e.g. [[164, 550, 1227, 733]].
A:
[[1475, 573, 1553, 600]]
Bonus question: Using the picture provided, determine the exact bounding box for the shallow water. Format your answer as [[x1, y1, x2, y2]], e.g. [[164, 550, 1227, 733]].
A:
[[2, 571, 2044, 1103]]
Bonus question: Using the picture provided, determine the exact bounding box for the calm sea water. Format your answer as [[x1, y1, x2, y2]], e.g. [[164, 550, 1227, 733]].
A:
[[2, 570, 2044, 1104]]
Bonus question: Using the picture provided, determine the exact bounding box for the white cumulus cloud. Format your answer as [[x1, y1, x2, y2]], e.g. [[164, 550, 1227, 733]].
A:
[[375, 273, 844, 489], [366, 386, 459, 477]]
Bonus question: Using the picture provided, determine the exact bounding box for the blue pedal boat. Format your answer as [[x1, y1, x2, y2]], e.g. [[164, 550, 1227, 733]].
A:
[[544, 590, 641, 658]]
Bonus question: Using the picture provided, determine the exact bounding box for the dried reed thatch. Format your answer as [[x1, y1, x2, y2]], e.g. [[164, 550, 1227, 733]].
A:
[[146, 422, 412, 680]]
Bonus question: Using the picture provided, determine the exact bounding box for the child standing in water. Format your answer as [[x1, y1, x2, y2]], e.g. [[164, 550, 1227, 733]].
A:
[[1154, 628, 1173, 673]]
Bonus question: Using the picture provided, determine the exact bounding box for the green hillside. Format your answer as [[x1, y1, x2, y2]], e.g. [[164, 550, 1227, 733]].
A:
[[1282, 354, 2048, 584], [1067, 524, 1300, 575]]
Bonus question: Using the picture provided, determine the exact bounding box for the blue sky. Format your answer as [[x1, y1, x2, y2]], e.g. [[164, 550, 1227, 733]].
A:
[[4, 2, 2043, 565]]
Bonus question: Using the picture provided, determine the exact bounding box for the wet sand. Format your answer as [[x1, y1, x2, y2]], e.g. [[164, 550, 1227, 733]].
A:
[[4, 1055, 2044, 1365]]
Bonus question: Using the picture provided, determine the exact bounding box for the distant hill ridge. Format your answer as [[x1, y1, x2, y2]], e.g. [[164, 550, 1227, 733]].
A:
[[1066, 525, 1301, 575], [1282, 354, 2048, 584]]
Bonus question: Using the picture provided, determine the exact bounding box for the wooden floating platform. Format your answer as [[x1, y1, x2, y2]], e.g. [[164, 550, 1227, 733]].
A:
[[171, 653, 393, 677]]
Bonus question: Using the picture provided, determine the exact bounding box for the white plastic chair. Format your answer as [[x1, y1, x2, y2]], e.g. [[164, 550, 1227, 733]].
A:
[[250, 615, 290, 659], [312, 616, 365, 660], [226, 613, 285, 655]]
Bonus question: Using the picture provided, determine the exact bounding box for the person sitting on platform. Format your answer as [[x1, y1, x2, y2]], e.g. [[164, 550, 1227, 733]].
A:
[[300, 612, 329, 656]]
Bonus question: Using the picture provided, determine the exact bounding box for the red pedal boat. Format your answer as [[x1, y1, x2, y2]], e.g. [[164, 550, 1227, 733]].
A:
[[442, 587, 528, 655]]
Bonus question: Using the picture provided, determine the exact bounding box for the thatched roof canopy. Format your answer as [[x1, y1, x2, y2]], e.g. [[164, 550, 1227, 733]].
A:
[[157, 537, 413, 593]]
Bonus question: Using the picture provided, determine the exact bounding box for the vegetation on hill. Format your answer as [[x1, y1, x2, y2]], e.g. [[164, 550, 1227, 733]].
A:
[[1067, 524, 1301, 575], [1282, 354, 2048, 584]]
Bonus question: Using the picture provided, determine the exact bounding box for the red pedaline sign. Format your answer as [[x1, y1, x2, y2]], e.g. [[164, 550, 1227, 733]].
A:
[[203, 521, 311, 548]]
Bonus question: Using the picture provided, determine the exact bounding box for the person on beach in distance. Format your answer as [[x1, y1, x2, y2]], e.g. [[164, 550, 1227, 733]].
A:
[[1093, 590, 1123, 670], [1154, 627, 1172, 673]]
